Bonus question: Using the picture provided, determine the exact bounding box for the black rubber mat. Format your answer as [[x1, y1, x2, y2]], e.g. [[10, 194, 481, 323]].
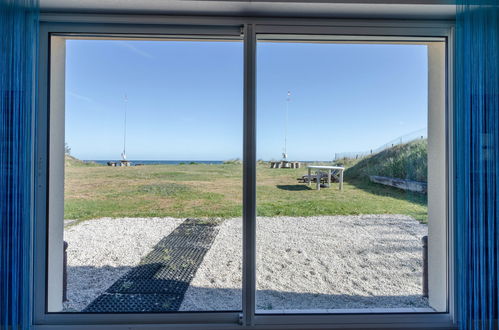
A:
[[107, 279, 190, 295], [84, 293, 184, 312], [123, 263, 164, 279], [83, 218, 219, 312]]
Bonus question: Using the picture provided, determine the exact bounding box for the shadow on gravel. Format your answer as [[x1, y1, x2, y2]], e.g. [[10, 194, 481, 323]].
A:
[[181, 287, 431, 312], [64, 275, 431, 312]]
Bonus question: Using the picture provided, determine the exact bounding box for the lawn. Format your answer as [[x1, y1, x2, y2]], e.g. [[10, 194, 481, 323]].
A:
[[64, 159, 427, 222]]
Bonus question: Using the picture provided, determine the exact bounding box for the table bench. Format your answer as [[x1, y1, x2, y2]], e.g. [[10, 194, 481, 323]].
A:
[[307, 165, 345, 191]]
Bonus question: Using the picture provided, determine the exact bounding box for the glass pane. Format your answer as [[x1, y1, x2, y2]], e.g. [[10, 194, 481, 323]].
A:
[[51, 38, 243, 312], [256, 39, 435, 313]]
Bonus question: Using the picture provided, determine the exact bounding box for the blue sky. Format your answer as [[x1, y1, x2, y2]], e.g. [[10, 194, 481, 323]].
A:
[[65, 40, 427, 161]]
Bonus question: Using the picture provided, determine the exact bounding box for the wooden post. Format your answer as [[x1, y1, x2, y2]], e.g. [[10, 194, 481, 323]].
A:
[[339, 169, 344, 190], [63, 241, 68, 302], [308, 168, 311, 186], [316, 171, 321, 190], [422, 235, 428, 297]]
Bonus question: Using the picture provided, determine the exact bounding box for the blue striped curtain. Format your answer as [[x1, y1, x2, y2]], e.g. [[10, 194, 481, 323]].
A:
[[0, 1, 39, 329], [455, 1, 499, 330]]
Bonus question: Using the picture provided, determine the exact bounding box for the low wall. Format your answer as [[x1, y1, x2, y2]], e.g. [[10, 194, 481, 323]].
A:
[[369, 175, 427, 194]]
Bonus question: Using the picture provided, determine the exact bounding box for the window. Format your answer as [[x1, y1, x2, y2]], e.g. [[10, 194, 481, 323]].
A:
[[50, 37, 243, 314], [256, 38, 434, 313], [34, 19, 454, 329]]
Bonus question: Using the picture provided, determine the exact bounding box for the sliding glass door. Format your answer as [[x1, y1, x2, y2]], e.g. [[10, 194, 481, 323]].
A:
[[256, 37, 439, 314], [48, 37, 244, 313], [37, 21, 450, 328]]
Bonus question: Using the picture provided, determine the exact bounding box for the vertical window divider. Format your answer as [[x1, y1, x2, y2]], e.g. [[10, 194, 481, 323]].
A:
[[242, 23, 257, 327]]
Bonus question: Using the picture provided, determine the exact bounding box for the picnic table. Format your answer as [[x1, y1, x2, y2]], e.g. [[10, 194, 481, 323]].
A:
[[307, 165, 345, 191]]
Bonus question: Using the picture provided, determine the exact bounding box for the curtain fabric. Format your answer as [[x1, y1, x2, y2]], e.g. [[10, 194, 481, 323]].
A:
[[455, 1, 499, 330], [0, 0, 39, 329]]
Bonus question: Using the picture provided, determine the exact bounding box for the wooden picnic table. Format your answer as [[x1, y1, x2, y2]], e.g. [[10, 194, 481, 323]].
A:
[[307, 165, 345, 191]]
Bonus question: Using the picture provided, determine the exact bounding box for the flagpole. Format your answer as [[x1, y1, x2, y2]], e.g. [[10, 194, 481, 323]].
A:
[[122, 94, 128, 160], [284, 91, 290, 160]]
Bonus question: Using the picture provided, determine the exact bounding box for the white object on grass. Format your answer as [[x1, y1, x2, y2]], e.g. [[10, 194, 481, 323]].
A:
[[307, 165, 345, 190]]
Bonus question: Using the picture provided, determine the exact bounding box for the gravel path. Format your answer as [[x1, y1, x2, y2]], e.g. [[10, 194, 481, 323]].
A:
[[63, 217, 184, 312], [181, 215, 429, 311], [64, 215, 428, 312]]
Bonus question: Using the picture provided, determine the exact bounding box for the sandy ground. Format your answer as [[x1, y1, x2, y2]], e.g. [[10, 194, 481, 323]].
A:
[[62, 217, 184, 312], [64, 215, 428, 312]]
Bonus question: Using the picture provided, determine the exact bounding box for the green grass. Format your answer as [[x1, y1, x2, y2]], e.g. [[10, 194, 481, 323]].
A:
[[344, 139, 427, 182], [65, 154, 100, 167], [137, 183, 192, 196], [64, 159, 427, 222]]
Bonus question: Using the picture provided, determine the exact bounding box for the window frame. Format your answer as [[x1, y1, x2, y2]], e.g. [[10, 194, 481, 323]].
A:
[[33, 15, 456, 330]]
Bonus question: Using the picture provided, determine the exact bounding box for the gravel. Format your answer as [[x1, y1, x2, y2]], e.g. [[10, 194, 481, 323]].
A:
[[181, 215, 429, 311], [64, 215, 428, 312], [63, 217, 184, 312], [180, 218, 243, 311]]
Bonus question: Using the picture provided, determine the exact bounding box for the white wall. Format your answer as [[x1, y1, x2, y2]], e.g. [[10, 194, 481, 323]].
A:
[[427, 41, 447, 312], [47, 36, 66, 312]]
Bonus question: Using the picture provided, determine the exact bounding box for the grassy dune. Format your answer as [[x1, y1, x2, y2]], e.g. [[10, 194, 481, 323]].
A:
[[64, 157, 427, 222], [344, 139, 427, 182]]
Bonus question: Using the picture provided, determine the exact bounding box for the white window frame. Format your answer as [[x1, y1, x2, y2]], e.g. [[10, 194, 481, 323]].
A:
[[33, 14, 456, 330]]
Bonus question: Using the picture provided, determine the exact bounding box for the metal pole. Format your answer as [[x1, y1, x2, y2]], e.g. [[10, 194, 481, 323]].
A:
[[284, 91, 290, 160], [422, 235, 428, 297], [242, 23, 256, 327], [123, 94, 128, 160], [63, 241, 68, 302]]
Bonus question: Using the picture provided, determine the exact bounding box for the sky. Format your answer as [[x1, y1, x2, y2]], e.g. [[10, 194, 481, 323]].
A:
[[65, 39, 427, 161]]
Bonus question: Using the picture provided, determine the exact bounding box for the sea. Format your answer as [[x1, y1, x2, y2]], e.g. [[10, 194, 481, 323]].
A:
[[90, 160, 224, 165]]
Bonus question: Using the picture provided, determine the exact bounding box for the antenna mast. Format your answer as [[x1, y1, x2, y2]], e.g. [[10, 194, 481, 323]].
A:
[[283, 91, 290, 160], [122, 94, 128, 161]]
